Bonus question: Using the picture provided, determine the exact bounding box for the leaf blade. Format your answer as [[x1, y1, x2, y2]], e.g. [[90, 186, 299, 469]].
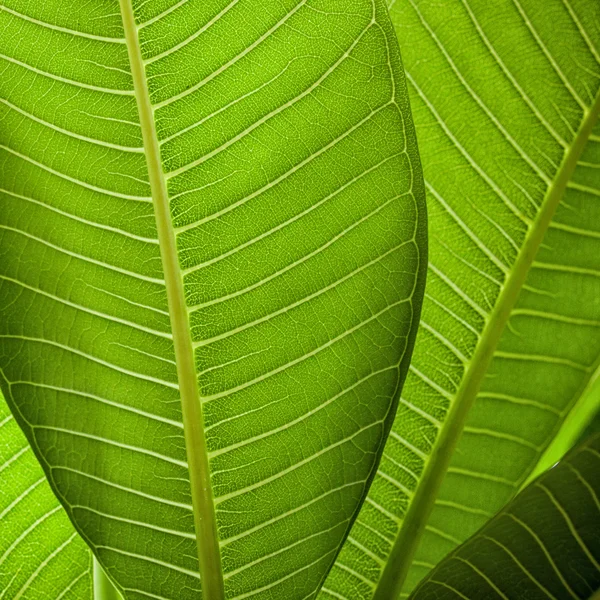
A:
[[409, 434, 600, 600], [374, 82, 600, 600], [0, 1, 426, 598], [0, 391, 92, 599], [322, 1, 600, 597]]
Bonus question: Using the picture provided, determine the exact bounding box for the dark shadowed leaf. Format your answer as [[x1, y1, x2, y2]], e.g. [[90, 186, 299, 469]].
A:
[[410, 434, 600, 600]]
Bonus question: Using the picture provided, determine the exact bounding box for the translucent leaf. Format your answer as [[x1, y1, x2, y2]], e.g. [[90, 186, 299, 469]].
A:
[[0, 1, 426, 598]]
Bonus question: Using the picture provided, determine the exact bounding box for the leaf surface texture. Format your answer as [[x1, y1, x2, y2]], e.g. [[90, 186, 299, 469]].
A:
[[0, 392, 92, 599], [0, 0, 426, 598], [322, 0, 600, 598], [410, 434, 600, 599]]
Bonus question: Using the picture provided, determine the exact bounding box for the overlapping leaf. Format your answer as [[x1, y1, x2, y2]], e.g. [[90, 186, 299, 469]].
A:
[[0, 391, 92, 599], [0, 1, 426, 598], [411, 434, 600, 600], [322, 0, 600, 598]]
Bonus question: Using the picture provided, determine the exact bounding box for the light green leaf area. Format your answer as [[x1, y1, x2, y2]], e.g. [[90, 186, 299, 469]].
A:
[[0, 391, 92, 599], [0, 1, 426, 599], [322, 0, 600, 598], [410, 433, 600, 600], [528, 363, 600, 484]]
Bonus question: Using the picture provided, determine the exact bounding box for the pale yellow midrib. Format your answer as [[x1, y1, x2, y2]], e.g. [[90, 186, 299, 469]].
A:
[[373, 89, 600, 600], [118, 2, 224, 598]]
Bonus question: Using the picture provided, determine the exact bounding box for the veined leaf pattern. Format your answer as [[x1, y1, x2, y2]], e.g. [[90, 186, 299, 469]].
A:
[[0, 392, 92, 599], [0, 1, 426, 598], [411, 434, 600, 599], [322, 0, 600, 598]]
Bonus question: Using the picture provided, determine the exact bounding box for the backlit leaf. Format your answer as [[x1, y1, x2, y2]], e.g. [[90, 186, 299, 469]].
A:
[[0, 391, 92, 599], [322, 1, 600, 598], [410, 434, 600, 600], [0, 1, 426, 598]]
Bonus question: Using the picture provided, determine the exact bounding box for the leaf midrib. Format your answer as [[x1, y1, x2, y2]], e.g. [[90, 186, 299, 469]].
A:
[[373, 89, 600, 600], [119, 2, 224, 598]]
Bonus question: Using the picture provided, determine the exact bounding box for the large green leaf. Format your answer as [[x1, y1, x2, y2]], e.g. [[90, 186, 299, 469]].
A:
[[0, 1, 426, 599], [0, 391, 92, 599], [410, 433, 600, 600], [322, 0, 600, 598]]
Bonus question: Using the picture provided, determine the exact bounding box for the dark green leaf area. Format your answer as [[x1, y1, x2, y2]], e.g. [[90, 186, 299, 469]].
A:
[[410, 435, 600, 600]]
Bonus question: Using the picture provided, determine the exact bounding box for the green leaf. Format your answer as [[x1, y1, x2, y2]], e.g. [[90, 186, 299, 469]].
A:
[[409, 433, 600, 600], [0, 1, 426, 599], [525, 367, 600, 486], [0, 391, 92, 599], [322, 0, 600, 598], [94, 559, 124, 600]]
